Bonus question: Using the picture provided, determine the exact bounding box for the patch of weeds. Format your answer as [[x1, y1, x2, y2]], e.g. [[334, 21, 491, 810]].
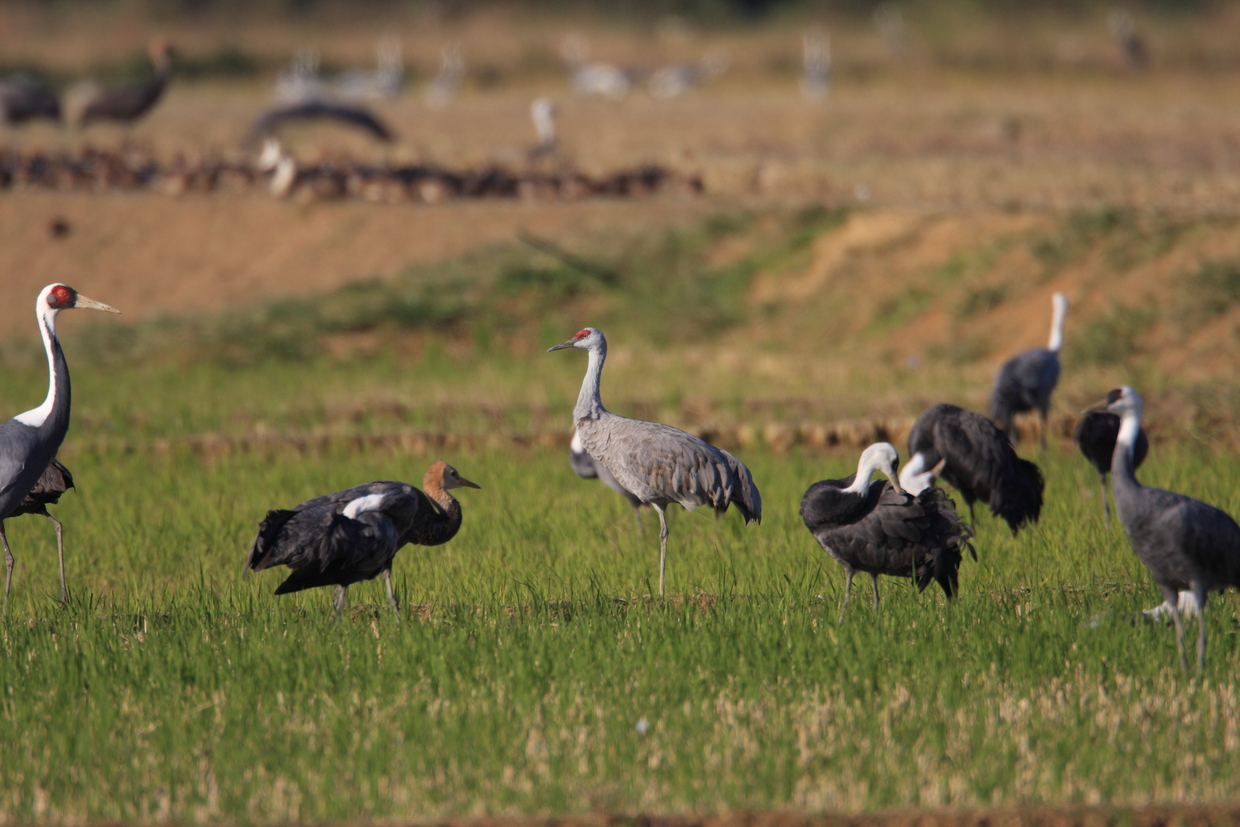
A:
[[956, 285, 1007, 318], [870, 288, 933, 334], [927, 336, 991, 366], [1173, 260, 1240, 333], [787, 204, 849, 250], [1068, 301, 1159, 365], [1031, 205, 1135, 278]]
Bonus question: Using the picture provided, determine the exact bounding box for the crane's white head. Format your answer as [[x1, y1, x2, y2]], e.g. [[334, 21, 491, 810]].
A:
[[849, 442, 903, 494], [426, 460, 481, 491], [548, 327, 605, 352], [1098, 385, 1143, 419], [38, 283, 121, 319], [899, 450, 947, 496]]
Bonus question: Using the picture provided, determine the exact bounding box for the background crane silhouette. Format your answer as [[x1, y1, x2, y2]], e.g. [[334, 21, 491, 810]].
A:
[[990, 292, 1068, 448]]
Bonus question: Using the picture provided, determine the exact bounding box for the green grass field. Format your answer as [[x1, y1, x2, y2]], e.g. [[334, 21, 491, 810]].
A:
[[4, 207, 1240, 823]]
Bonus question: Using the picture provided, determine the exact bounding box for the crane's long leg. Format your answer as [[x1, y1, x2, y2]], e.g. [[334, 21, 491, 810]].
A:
[[1039, 409, 1049, 453], [838, 570, 854, 623], [1097, 472, 1111, 528], [1193, 582, 1209, 674], [332, 585, 348, 617], [1, 522, 13, 618], [869, 573, 881, 611], [47, 513, 67, 605], [1163, 586, 1188, 674], [383, 568, 401, 618], [654, 504, 669, 597]]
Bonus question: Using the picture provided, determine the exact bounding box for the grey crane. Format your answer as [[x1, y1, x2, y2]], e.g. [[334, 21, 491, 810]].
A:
[[0, 75, 61, 125], [0, 284, 119, 615], [569, 426, 644, 525], [75, 39, 174, 126], [8, 460, 75, 605], [1075, 409, 1149, 527], [801, 443, 974, 620], [549, 328, 761, 595], [908, 402, 1043, 534], [245, 461, 479, 615], [1090, 386, 1240, 672], [990, 292, 1068, 448]]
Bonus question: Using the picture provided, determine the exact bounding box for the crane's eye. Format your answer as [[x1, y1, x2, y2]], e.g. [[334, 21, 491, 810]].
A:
[[575, 329, 589, 340], [47, 285, 73, 307], [1106, 389, 1122, 404]]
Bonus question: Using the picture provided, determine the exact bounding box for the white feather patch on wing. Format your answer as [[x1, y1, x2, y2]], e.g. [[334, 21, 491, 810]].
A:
[[343, 493, 388, 519]]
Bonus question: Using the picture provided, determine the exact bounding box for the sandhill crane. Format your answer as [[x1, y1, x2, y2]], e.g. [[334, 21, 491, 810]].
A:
[[801, 443, 973, 620], [0, 284, 119, 615], [800, 28, 830, 101], [7, 460, 74, 605], [570, 427, 644, 524], [1075, 409, 1148, 527], [549, 328, 761, 595], [74, 39, 175, 127], [908, 402, 1043, 534], [0, 75, 61, 125], [424, 43, 465, 106], [990, 293, 1068, 448], [246, 462, 479, 615], [1090, 386, 1240, 672], [246, 100, 395, 145]]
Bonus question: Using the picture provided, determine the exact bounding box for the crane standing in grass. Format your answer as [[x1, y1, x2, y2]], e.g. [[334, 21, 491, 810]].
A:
[[0, 284, 119, 615], [1075, 409, 1148, 528], [549, 328, 761, 595], [74, 39, 175, 127], [245, 462, 479, 615], [1093, 386, 1240, 672], [990, 292, 1068, 449]]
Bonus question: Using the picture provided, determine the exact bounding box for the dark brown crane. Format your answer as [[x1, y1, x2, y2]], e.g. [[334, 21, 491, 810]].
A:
[[76, 39, 174, 126]]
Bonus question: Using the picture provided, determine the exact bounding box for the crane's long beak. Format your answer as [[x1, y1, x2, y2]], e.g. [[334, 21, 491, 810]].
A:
[[456, 476, 481, 490], [73, 294, 120, 314], [547, 338, 576, 352], [888, 466, 905, 495]]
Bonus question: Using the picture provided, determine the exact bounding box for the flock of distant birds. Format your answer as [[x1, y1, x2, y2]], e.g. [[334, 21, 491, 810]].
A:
[[1, 283, 1237, 676]]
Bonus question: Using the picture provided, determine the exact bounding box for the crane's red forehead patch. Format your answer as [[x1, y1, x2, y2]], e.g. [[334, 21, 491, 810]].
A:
[[575, 329, 590, 340], [47, 285, 74, 307]]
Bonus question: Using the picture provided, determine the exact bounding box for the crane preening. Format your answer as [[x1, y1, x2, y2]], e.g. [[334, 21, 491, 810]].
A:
[[800, 443, 974, 620], [0, 284, 119, 615], [245, 462, 479, 616], [1089, 387, 1240, 673], [549, 328, 761, 596]]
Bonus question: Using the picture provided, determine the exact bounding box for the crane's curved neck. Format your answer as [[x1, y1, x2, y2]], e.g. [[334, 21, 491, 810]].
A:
[[1112, 406, 1142, 487], [410, 482, 464, 547], [1048, 299, 1067, 352], [14, 307, 71, 438], [844, 457, 879, 495], [573, 341, 608, 423]]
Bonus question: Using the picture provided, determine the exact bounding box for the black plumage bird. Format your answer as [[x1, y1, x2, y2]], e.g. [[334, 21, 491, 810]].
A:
[[245, 461, 479, 615], [245, 100, 395, 145], [1075, 409, 1149, 527], [1093, 386, 1240, 672], [76, 39, 174, 126], [0, 75, 61, 125], [908, 402, 1044, 534], [800, 443, 974, 619], [989, 292, 1067, 448]]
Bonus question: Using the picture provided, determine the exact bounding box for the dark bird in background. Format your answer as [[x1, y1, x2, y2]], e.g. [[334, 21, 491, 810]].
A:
[[908, 402, 1044, 534], [8, 460, 74, 605], [569, 427, 644, 526], [0, 284, 119, 616], [1091, 386, 1240, 672], [801, 443, 974, 620], [1109, 8, 1150, 69], [990, 292, 1068, 449], [245, 461, 479, 615], [245, 100, 395, 146], [1075, 409, 1149, 527], [74, 38, 175, 126], [0, 75, 61, 125]]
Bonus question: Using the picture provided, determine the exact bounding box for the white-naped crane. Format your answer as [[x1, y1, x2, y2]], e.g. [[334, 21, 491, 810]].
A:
[[569, 426, 644, 526], [0, 284, 119, 615], [245, 462, 479, 615], [801, 443, 973, 620], [549, 328, 761, 595], [1075, 408, 1149, 528], [990, 292, 1068, 448], [74, 39, 175, 127], [1090, 386, 1240, 673], [908, 402, 1043, 534]]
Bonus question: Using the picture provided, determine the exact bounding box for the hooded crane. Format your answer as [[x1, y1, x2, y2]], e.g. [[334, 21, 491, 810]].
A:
[[801, 443, 974, 620], [990, 292, 1068, 448], [1091, 386, 1240, 672], [569, 426, 644, 525], [75, 39, 174, 127], [0, 284, 119, 615], [908, 402, 1043, 534], [1075, 409, 1149, 527], [245, 462, 479, 615], [549, 328, 761, 595]]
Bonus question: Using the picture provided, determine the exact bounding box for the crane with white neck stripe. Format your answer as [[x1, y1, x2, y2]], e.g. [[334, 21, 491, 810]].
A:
[[0, 284, 119, 615], [990, 292, 1068, 449]]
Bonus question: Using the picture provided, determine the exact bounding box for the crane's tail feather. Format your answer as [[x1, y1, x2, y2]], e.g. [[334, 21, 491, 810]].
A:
[[990, 458, 1044, 533], [717, 448, 762, 524]]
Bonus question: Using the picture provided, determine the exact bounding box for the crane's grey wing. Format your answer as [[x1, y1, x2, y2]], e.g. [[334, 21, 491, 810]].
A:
[[0, 420, 41, 511], [247, 101, 395, 143]]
